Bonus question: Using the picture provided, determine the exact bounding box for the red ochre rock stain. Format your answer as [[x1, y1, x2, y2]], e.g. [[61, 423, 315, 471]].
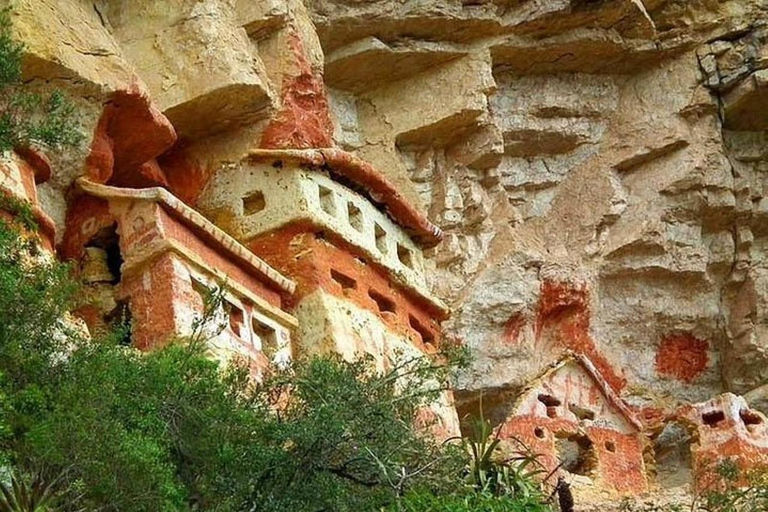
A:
[[655, 333, 709, 383], [535, 280, 626, 393], [503, 312, 525, 344], [86, 86, 177, 187], [160, 145, 211, 206], [260, 29, 333, 149], [260, 72, 334, 149]]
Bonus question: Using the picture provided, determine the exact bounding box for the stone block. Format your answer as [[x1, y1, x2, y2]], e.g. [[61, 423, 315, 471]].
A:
[[106, 0, 275, 139]]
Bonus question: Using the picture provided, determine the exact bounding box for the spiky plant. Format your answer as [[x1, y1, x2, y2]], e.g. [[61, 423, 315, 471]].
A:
[[0, 472, 58, 512]]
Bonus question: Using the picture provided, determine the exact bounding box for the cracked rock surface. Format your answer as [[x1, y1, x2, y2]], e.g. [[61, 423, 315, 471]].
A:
[[8, 0, 768, 504]]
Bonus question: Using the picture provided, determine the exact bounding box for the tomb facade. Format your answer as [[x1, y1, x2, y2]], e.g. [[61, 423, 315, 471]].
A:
[[194, 148, 459, 436], [498, 354, 648, 495], [61, 179, 297, 375], [678, 393, 768, 491]]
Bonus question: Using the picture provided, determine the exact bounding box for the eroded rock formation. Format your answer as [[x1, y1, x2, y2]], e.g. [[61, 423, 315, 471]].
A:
[[2, 0, 768, 506]]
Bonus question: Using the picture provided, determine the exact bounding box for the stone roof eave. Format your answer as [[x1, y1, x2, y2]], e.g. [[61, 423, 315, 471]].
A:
[[75, 178, 297, 296]]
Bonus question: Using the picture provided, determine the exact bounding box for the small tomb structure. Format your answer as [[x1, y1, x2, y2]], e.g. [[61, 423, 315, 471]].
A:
[[194, 148, 459, 436], [499, 354, 648, 494], [678, 393, 768, 490], [62, 179, 297, 376]]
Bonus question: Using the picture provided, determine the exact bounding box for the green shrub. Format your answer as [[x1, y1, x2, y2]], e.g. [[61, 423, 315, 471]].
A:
[[0, 471, 60, 512], [391, 488, 551, 512], [0, 219, 474, 511], [0, 8, 81, 152]]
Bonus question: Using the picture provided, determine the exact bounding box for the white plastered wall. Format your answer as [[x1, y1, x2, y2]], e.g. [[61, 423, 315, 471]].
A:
[[293, 289, 460, 437], [198, 162, 434, 295]]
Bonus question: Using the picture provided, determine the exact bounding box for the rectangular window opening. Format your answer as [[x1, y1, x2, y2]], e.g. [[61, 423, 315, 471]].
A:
[[318, 185, 335, 216], [409, 314, 435, 347], [225, 300, 244, 338], [347, 202, 364, 233], [252, 317, 278, 359], [369, 289, 396, 314], [703, 410, 726, 428], [375, 223, 388, 255], [330, 269, 357, 290], [397, 243, 414, 270]]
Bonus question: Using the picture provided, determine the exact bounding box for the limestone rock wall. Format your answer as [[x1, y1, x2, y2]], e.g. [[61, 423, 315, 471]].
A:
[[306, 0, 768, 419], [6, 0, 768, 495]]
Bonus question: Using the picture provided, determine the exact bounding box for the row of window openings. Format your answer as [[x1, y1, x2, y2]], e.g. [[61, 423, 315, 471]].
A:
[[317, 185, 416, 270], [329, 268, 435, 347], [702, 408, 763, 429], [538, 394, 596, 422], [191, 279, 280, 359], [225, 301, 280, 359], [537, 394, 766, 428], [242, 186, 417, 271]]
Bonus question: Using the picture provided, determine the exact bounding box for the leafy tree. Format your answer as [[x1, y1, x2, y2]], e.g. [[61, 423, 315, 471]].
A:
[[0, 7, 81, 152], [0, 220, 79, 468], [245, 353, 468, 512], [0, 219, 479, 512]]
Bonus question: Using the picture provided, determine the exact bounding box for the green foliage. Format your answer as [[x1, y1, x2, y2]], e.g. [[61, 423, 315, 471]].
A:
[[0, 193, 36, 232], [464, 400, 550, 502], [0, 218, 549, 512], [384, 398, 554, 512], [391, 488, 551, 512], [0, 220, 504, 512], [0, 220, 78, 465], [246, 353, 467, 512], [0, 7, 81, 152], [698, 460, 768, 512]]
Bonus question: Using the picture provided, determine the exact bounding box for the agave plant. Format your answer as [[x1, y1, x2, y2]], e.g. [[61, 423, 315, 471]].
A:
[[0, 472, 58, 512], [465, 397, 549, 500]]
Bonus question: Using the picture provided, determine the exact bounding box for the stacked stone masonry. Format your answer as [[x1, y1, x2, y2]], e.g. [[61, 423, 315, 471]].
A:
[[5, 0, 768, 506]]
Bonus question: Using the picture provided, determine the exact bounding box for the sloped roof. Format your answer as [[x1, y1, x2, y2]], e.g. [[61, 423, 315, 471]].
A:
[[75, 178, 296, 295], [246, 148, 443, 248], [512, 351, 643, 431]]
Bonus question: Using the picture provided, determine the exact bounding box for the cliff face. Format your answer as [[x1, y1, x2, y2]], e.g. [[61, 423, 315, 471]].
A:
[[6, 0, 768, 502], [305, 0, 768, 416]]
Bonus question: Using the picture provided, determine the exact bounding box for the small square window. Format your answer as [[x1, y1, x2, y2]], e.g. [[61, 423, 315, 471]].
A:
[[252, 317, 278, 359], [368, 289, 396, 313], [318, 185, 335, 216], [331, 269, 357, 290], [397, 244, 414, 269], [375, 224, 388, 254], [409, 315, 435, 348], [347, 202, 364, 232], [242, 190, 266, 215], [225, 301, 244, 338]]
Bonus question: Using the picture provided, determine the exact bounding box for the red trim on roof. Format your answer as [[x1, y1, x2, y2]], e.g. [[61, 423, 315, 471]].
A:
[[246, 148, 443, 248]]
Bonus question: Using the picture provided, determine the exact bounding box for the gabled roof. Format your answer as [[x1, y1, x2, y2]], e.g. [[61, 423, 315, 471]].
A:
[[246, 148, 443, 248], [513, 351, 643, 431], [75, 178, 296, 295]]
